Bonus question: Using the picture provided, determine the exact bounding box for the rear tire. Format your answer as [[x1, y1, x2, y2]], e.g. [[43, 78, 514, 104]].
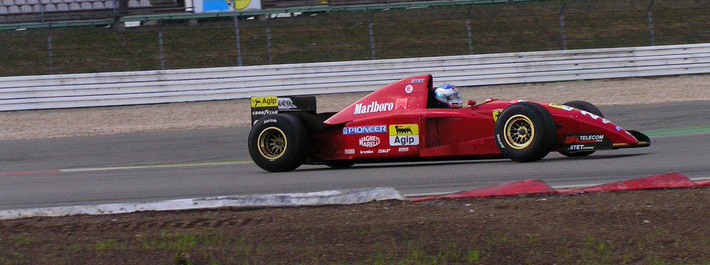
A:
[[559, 100, 603, 157], [248, 114, 308, 172], [494, 102, 557, 162]]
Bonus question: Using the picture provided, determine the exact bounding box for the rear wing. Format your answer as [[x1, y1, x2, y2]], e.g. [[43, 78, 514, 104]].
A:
[[250, 96, 317, 126]]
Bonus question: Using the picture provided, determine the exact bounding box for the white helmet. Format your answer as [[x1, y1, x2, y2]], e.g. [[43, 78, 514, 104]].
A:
[[434, 84, 462, 108]]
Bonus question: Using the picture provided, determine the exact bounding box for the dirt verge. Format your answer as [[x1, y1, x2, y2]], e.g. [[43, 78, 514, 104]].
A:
[[2, 188, 710, 264]]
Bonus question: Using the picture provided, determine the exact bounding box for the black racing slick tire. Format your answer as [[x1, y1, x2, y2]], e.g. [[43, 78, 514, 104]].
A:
[[559, 100, 603, 157], [563, 100, 604, 118], [248, 114, 309, 172], [494, 102, 557, 162]]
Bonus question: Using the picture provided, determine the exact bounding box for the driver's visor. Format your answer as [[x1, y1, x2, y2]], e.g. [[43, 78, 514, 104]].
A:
[[447, 94, 461, 100]]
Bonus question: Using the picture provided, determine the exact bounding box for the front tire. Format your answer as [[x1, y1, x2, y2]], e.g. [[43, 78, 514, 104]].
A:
[[248, 114, 308, 172], [494, 102, 557, 162], [559, 100, 603, 157]]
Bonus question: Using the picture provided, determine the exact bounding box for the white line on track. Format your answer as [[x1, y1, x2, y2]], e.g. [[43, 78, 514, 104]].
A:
[[59, 161, 251, 173]]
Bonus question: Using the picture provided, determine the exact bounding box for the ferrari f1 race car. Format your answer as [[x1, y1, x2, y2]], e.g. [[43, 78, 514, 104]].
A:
[[248, 74, 650, 172]]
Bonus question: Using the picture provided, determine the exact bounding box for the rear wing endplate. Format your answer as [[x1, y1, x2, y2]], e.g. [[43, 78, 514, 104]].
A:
[[250, 96, 317, 126]]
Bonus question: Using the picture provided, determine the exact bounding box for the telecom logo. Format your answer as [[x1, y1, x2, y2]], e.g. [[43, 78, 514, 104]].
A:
[[343, 125, 387, 135], [579, 134, 604, 142]]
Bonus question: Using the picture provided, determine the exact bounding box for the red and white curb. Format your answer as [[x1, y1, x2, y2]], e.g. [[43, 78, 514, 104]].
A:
[[0, 187, 404, 220], [410, 172, 709, 202], [1, 172, 706, 220]]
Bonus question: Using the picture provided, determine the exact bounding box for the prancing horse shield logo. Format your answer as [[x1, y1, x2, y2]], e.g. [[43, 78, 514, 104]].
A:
[[492, 109, 503, 121]]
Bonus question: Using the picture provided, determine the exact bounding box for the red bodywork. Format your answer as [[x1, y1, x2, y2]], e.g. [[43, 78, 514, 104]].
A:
[[305, 74, 644, 163]]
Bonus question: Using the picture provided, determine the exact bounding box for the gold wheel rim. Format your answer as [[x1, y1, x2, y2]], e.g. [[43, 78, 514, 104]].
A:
[[257, 127, 287, 160], [504, 114, 535, 150]]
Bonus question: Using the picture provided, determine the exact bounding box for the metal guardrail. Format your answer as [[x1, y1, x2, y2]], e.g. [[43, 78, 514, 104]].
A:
[[0, 19, 116, 31], [1, 43, 709, 111]]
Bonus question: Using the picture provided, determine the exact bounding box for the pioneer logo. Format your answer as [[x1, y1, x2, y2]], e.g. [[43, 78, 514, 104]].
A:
[[359, 136, 380, 148], [354, 101, 394, 114], [343, 125, 386, 135]]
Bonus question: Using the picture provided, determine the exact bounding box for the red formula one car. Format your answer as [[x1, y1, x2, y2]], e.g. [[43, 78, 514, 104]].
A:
[[248, 74, 650, 172]]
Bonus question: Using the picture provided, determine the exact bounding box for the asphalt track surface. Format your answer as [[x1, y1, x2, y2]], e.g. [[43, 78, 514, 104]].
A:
[[1, 101, 709, 210]]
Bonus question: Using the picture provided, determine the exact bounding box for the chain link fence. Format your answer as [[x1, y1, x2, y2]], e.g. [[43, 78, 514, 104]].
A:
[[1, 0, 709, 77]]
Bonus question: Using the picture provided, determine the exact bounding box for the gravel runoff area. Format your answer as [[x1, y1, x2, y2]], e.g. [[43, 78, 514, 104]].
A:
[[1, 74, 710, 140]]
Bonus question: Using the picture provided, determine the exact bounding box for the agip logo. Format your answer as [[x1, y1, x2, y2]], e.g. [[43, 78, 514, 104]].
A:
[[251, 96, 278, 108], [389, 124, 419, 146]]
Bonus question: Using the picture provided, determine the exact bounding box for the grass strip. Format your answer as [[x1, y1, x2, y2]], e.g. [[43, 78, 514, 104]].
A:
[[644, 126, 710, 137]]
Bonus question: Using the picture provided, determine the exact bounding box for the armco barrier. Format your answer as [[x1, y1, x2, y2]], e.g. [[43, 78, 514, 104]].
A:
[[1, 43, 710, 111]]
